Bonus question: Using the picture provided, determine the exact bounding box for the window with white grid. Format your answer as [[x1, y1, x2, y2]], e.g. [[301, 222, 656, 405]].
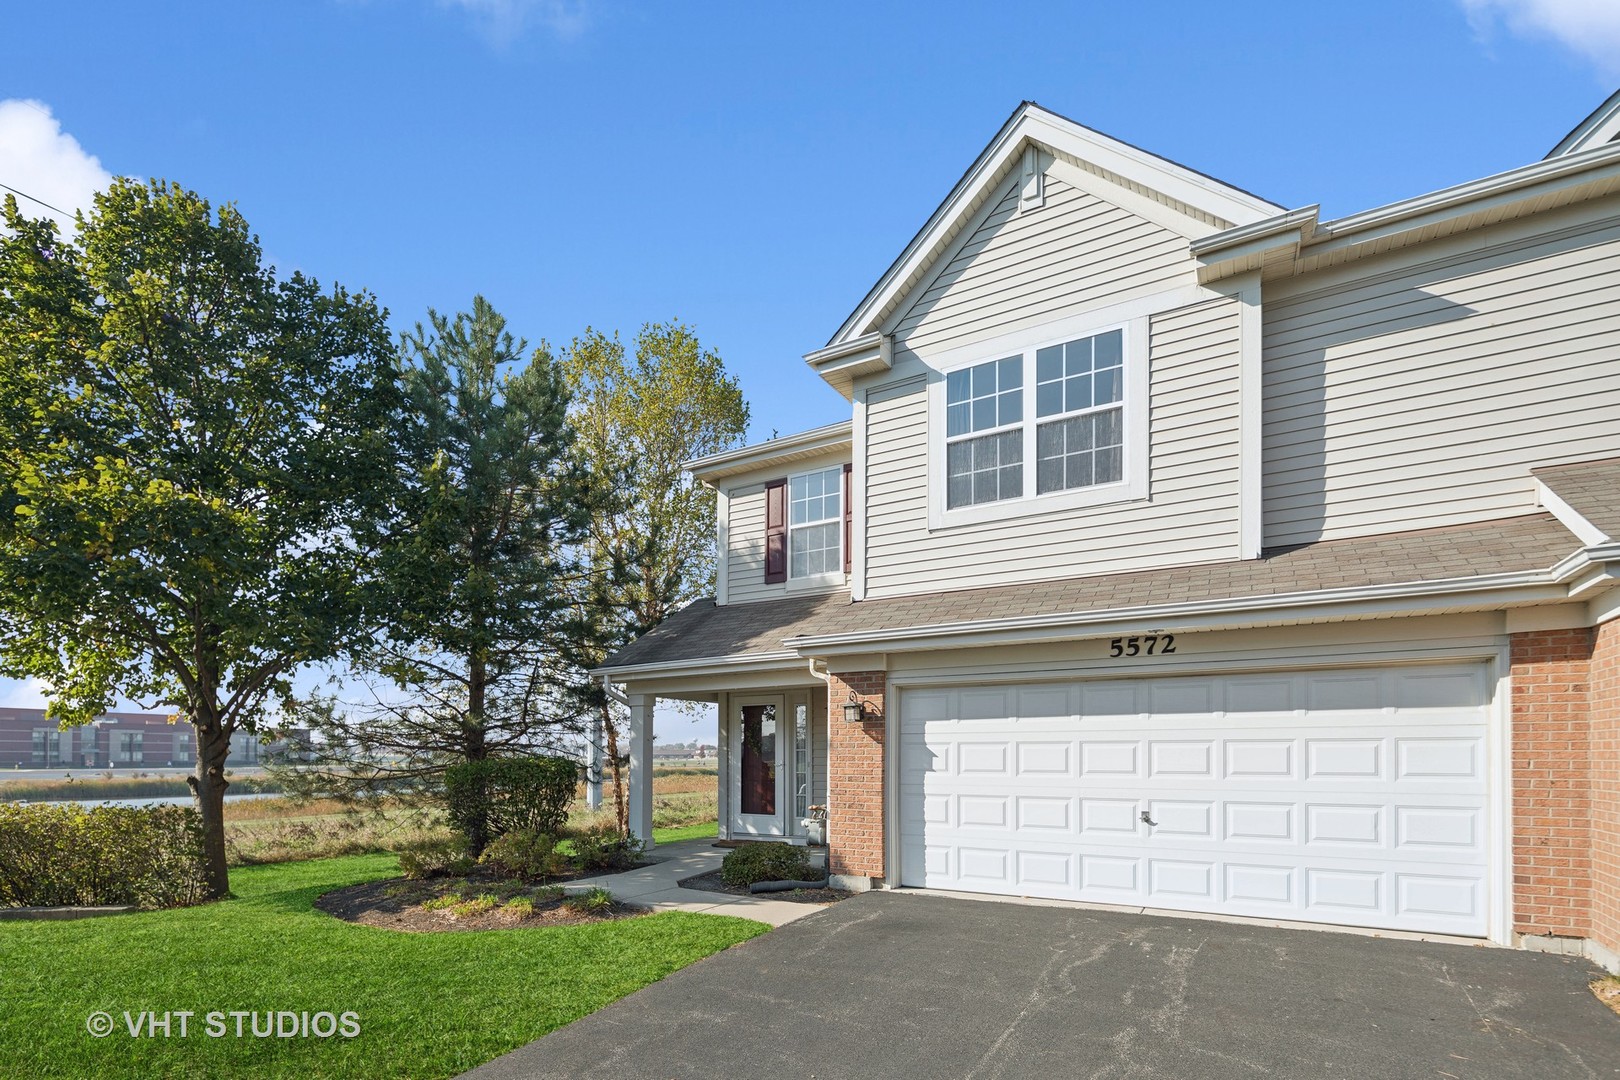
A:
[[789, 466, 842, 578]]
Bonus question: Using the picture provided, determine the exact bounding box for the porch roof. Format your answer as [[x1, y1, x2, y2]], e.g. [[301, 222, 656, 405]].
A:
[[599, 512, 1585, 672]]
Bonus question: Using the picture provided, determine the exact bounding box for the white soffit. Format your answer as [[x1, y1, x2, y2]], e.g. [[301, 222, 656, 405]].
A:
[[822, 102, 1284, 352]]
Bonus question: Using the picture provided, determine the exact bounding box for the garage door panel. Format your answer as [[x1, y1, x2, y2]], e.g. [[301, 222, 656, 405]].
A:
[[899, 664, 1493, 936]]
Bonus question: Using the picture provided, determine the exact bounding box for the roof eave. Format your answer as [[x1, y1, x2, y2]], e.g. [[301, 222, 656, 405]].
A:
[[1198, 141, 1620, 283], [682, 421, 854, 484], [784, 549, 1618, 656]]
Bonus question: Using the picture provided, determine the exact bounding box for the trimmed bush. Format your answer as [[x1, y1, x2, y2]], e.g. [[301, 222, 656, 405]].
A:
[[397, 837, 475, 880], [0, 802, 208, 909], [567, 823, 645, 873], [479, 829, 571, 881], [444, 756, 578, 854], [719, 842, 811, 887]]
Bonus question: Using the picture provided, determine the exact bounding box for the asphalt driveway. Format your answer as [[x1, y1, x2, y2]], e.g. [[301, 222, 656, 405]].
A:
[[462, 891, 1620, 1080]]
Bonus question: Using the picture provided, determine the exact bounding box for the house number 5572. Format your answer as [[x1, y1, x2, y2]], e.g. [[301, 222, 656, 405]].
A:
[[1109, 635, 1175, 657]]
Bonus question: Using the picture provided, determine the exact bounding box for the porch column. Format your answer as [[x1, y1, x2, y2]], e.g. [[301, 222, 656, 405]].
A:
[[585, 710, 603, 810], [626, 692, 656, 848]]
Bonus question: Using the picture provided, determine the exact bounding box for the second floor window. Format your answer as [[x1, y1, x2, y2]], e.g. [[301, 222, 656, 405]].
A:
[[942, 326, 1128, 511], [789, 466, 842, 578], [945, 356, 1023, 508]]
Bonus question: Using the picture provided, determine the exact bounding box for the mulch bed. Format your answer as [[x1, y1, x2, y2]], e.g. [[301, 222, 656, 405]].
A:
[[678, 869, 851, 905], [316, 870, 642, 933]]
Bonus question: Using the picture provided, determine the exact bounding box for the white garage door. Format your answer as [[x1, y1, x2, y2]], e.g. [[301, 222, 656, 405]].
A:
[[899, 664, 1493, 936]]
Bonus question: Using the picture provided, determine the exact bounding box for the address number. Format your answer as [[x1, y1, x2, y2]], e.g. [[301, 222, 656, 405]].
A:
[[1109, 635, 1175, 657]]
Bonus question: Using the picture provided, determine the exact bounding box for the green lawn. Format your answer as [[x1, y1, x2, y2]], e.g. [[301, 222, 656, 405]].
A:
[[647, 821, 719, 844], [0, 834, 763, 1080]]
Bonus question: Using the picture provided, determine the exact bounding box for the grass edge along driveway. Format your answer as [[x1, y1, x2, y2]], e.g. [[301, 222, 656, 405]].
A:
[[0, 836, 767, 1080]]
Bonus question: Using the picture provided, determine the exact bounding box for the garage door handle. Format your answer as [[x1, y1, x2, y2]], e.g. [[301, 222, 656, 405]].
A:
[[1139, 810, 1158, 827]]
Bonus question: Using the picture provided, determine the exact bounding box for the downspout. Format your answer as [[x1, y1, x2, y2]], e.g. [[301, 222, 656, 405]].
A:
[[806, 658, 831, 862]]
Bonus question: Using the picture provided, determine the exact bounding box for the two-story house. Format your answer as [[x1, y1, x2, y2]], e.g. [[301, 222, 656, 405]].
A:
[[597, 92, 1620, 969]]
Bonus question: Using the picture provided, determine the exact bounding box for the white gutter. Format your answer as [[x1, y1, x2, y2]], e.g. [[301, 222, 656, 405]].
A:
[[682, 421, 853, 484], [1194, 139, 1620, 281], [589, 649, 804, 681]]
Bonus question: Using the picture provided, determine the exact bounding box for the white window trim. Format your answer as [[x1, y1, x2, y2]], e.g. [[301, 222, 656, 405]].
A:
[[786, 464, 845, 589], [927, 311, 1150, 531]]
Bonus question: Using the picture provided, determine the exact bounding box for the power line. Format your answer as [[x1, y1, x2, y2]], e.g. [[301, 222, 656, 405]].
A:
[[0, 181, 74, 218]]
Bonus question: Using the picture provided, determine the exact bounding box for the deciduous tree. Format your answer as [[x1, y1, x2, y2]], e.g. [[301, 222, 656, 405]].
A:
[[563, 323, 748, 831], [0, 181, 399, 897]]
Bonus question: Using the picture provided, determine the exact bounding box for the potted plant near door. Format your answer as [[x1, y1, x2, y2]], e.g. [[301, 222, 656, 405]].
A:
[[803, 804, 827, 845]]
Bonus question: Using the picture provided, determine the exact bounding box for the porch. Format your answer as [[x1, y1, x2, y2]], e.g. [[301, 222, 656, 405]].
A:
[[599, 673, 834, 854]]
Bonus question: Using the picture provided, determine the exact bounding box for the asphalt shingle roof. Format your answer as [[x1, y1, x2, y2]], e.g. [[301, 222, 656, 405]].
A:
[[1533, 456, 1620, 540], [602, 512, 1582, 670]]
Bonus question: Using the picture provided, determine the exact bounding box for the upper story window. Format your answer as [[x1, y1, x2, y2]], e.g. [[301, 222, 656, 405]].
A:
[[945, 357, 1023, 508], [929, 316, 1147, 529], [789, 466, 843, 578], [1034, 329, 1123, 494]]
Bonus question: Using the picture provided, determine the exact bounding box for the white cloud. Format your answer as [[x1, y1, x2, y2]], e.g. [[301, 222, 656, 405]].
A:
[[440, 0, 589, 45], [0, 678, 51, 710], [1460, 0, 1620, 76], [0, 99, 113, 236]]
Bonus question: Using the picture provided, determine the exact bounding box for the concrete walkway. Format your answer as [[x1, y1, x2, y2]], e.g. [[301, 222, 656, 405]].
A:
[[564, 838, 826, 927]]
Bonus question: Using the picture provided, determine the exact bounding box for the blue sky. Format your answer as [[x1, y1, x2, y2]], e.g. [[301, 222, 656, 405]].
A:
[[2, 0, 1617, 734]]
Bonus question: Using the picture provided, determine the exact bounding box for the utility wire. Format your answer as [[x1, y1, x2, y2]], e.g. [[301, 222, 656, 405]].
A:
[[0, 181, 74, 218]]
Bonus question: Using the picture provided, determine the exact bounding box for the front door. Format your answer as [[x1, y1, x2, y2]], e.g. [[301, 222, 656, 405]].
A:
[[730, 695, 786, 837]]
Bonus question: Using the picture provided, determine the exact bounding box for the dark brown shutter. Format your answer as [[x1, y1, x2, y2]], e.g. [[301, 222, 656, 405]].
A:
[[843, 463, 853, 575], [764, 478, 788, 584]]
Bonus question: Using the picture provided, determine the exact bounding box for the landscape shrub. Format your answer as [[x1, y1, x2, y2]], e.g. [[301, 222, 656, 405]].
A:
[[444, 756, 578, 853], [567, 823, 644, 873], [0, 802, 208, 908], [479, 829, 571, 881], [563, 886, 614, 914], [397, 837, 475, 880], [719, 842, 811, 887]]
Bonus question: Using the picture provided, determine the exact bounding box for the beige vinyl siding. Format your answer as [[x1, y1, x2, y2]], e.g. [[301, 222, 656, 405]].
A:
[[725, 482, 774, 604], [864, 298, 1243, 598], [1262, 205, 1620, 547], [888, 175, 1193, 354], [721, 450, 852, 605]]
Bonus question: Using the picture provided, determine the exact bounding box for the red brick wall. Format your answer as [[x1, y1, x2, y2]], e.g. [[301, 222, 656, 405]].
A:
[[826, 671, 885, 881], [1591, 620, 1620, 957], [1510, 628, 1594, 939]]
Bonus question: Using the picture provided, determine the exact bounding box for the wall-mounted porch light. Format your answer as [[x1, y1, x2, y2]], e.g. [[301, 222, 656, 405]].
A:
[[842, 691, 867, 724]]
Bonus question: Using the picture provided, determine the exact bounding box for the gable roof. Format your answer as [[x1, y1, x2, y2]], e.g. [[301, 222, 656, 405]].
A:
[[821, 102, 1286, 354], [1547, 88, 1620, 158], [600, 512, 1592, 672]]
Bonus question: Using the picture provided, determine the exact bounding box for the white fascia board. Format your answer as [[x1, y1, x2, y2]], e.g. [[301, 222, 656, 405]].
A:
[[1019, 110, 1284, 225], [1190, 206, 1320, 282], [785, 554, 1613, 656], [683, 421, 853, 484], [1535, 478, 1611, 546], [1197, 141, 1620, 282], [589, 650, 804, 681], [1546, 88, 1620, 158], [1308, 142, 1620, 248], [828, 103, 1283, 347], [804, 333, 892, 400]]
